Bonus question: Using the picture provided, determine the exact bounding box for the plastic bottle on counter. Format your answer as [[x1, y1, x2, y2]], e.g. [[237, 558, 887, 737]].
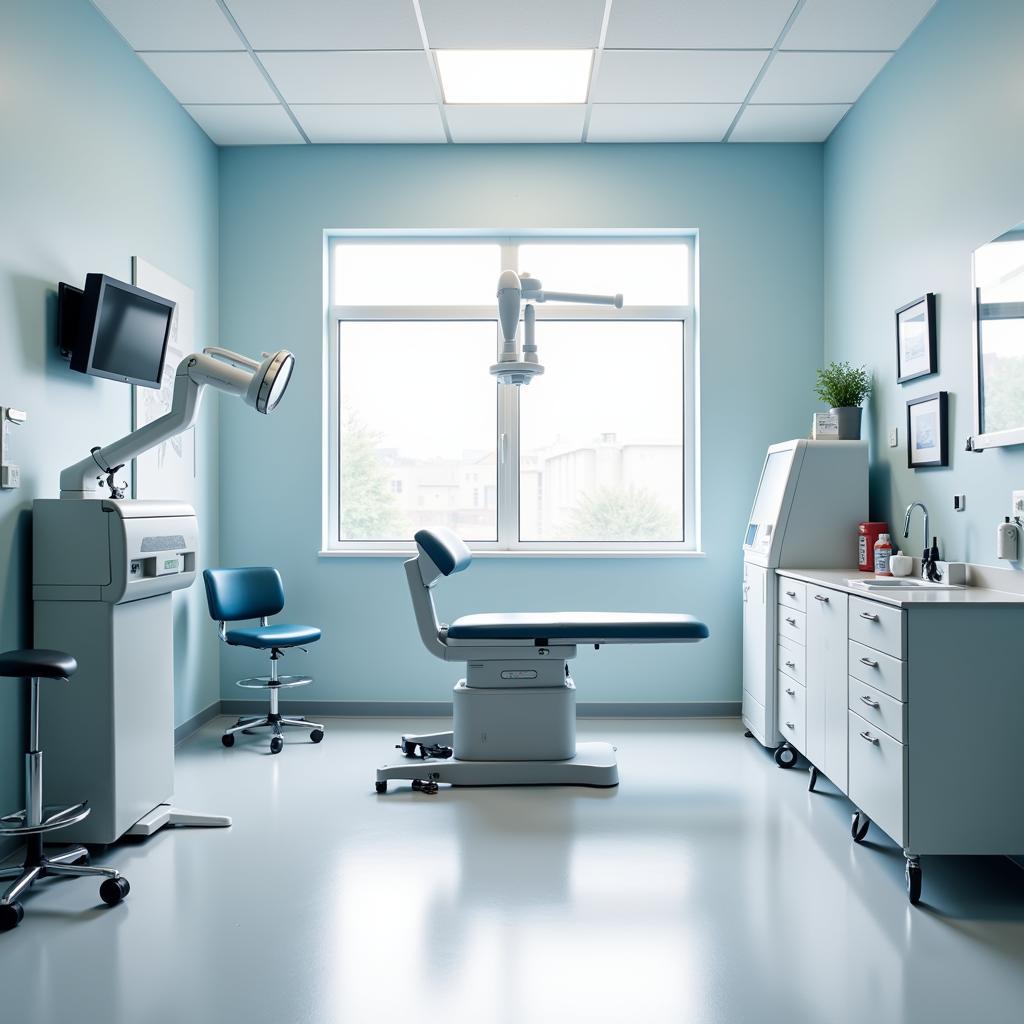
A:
[[873, 533, 893, 576]]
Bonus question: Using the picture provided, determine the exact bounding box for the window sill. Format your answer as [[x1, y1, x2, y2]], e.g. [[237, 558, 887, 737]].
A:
[[319, 549, 706, 559]]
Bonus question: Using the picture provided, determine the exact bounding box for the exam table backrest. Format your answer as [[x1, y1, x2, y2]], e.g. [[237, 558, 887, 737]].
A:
[[414, 527, 472, 584]]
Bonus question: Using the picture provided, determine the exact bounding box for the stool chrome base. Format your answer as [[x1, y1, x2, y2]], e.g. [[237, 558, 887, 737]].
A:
[[222, 710, 325, 755]]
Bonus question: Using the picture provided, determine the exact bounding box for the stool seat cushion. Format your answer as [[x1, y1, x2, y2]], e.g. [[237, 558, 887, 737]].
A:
[[0, 649, 78, 680], [224, 624, 322, 649]]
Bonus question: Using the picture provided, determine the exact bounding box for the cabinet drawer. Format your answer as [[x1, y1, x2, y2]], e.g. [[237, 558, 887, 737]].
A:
[[848, 709, 906, 846], [849, 597, 904, 659], [777, 637, 805, 685], [849, 676, 906, 743], [777, 606, 806, 646], [778, 672, 806, 752], [778, 579, 806, 612], [848, 640, 906, 701]]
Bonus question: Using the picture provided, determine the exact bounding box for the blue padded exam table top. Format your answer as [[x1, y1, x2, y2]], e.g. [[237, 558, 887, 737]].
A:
[[445, 612, 709, 644]]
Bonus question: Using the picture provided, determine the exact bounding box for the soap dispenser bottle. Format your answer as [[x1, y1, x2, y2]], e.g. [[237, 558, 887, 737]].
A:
[[997, 517, 1019, 560]]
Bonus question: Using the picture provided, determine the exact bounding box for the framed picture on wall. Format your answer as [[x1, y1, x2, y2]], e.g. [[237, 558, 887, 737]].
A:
[[907, 391, 948, 468], [896, 293, 937, 383]]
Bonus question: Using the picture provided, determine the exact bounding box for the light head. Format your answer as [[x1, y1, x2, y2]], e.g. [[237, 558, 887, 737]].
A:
[[248, 349, 295, 414]]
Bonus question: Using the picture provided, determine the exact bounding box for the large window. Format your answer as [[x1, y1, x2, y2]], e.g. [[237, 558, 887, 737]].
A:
[[324, 235, 697, 554]]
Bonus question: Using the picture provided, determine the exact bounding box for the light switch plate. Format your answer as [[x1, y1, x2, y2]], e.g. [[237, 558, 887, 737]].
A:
[[954, 494, 966, 511], [888, 428, 898, 447], [1, 464, 20, 489]]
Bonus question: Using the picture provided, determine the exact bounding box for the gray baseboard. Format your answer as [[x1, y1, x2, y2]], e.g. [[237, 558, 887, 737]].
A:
[[174, 700, 222, 745], [219, 698, 741, 719]]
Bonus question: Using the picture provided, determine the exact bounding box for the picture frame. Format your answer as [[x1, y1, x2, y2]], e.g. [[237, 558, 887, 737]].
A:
[[896, 293, 937, 383], [907, 391, 948, 468]]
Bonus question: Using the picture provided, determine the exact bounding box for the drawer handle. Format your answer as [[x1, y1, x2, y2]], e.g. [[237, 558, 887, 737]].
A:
[[859, 656, 879, 668], [785, 721, 795, 730], [859, 730, 880, 745], [785, 687, 796, 696], [785, 590, 797, 598], [785, 660, 796, 669], [814, 594, 830, 602], [859, 694, 881, 709], [859, 611, 880, 622], [786, 617, 797, 626]]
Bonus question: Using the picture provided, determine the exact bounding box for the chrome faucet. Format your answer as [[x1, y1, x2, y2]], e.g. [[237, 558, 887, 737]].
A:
[[904, 502, 938, 580]]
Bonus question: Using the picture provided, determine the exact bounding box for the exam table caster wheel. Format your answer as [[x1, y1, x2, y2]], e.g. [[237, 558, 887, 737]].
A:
[[411, 779, 439, 795], [310, 729, 324, 744], [774, 744, 798, 769], [270, 736, 284, 755], [398, 739, 421, 758], [425, 744, 453, 760], [375, 781, 387, 794], [0, 902, 24, 932], [99, 877, 130, 906], [851, 812, 870, 844], [222, 734, 235, 748], [905, 859, 922, 905]]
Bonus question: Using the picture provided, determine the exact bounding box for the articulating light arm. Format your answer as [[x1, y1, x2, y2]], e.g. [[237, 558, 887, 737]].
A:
[[60, 347, 295, 499], [491, 270, 623, 386]]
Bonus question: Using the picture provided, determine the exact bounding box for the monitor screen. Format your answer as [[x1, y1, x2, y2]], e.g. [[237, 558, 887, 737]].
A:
[[68, 275, 175, 388]]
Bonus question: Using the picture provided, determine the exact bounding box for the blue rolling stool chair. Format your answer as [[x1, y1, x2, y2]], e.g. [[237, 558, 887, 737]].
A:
[[0, 649, 129, 931], [203, 567, 325, 754]]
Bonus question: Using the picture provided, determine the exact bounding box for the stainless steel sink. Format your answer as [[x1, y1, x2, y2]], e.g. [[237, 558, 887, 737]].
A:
[[848, 578, 963, 591]]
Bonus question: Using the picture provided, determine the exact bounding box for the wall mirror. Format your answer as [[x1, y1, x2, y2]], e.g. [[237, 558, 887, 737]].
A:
[[970, 220, 1024, 450]]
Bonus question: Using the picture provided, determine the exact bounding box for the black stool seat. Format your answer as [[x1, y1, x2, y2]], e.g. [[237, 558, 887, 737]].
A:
[[0, 649, 77, 680]]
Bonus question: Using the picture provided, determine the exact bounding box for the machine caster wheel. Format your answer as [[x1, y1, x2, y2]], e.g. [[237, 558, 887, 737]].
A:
[[808, 766, 820, 792], [310, 729, 324, 743], [774, 744, 798, 769], [76, 852, 90, 866], [411, 779, 439, 795], [99, 877, 130, 906], [270, 736, 284, 755], [0, 902, 24, 931], [743, 729, 754, 738], [375, 781, 387, 794], [906, 861, 922, 905], [851, 812, 870, 843], [221, 734, 235, 748]]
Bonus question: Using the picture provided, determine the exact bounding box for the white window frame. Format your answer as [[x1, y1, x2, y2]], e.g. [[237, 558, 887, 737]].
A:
[[322, 232, 699, 556]]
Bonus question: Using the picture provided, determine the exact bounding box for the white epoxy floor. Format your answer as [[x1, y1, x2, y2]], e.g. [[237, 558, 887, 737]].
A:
[[1, 717, 1023, 1023]]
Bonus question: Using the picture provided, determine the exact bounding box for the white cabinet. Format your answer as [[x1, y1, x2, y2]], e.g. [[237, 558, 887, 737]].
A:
[[805, 584, 849, 792]]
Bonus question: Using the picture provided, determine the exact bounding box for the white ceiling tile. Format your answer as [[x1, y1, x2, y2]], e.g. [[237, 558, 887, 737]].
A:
[[593, 50, 768, 103], [588, 103, 739, 142], [183, 104, 304, 144], [605, 0, 796, 49], [139, 51, 276, 103], [446, 105, 586, 143], [91, 0, 242, 50], [258, 51, 436, 103], [224, 0, 423, 49], [730, 103, 850, 142], [783, 0, 937, 51], [420, 0, 606, 48], [752, 51, 891, 104], [294, 104, 446, 143]]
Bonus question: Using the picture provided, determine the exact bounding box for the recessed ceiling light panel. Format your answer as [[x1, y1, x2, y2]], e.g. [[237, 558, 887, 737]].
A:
[[435, 49, 593, 104]]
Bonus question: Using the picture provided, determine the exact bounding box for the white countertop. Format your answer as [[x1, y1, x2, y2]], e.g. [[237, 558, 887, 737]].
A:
[[775, 567, 1024, 608]]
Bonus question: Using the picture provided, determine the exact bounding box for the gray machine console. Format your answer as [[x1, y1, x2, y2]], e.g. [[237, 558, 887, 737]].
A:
[[33, 499, 197, 604]]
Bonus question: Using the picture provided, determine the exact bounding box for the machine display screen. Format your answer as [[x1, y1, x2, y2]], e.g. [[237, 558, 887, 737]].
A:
[[745, 523, 758, 546], [745, 449, 794, 548]]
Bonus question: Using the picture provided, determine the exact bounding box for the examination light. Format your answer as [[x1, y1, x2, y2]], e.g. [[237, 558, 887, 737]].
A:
[[490, 270, 623, 386], [60, 345, 296, 498]]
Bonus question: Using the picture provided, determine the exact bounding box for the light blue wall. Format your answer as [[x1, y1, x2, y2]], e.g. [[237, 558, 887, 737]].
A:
[[218, 143, 823, 704], [824, 0, 1024, 567], [0, 0, 221, 828]]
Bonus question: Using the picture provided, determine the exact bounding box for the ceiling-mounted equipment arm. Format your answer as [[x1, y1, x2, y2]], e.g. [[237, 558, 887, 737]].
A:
[[60, 347, 295, 499], [490, 270, 623, 387]]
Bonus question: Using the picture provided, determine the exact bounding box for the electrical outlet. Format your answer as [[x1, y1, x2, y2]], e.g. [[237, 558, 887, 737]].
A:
[[888, 428, 899, 447], [954, 494, 966, 511], [1013, 491, 1024, 518]]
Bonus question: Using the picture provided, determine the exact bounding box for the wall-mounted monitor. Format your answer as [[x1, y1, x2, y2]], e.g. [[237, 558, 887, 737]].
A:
[[59, 274, 175, 389]]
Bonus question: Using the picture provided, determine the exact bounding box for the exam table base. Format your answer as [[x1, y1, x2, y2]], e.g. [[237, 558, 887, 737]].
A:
[[375, 740, 619, 791]]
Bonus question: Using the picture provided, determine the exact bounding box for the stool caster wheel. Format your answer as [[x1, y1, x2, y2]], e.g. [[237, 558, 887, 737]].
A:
[[0, 902, 24, 932], [774, 744, 798, 769], [99, 877, 130, 906], [851, 812, 870, 843], [221, 734, 235, 748], [270, 736, 284, 755], [310, 728, 324, 744], [906, 859, 922, 905], [375, 781, 387, 794], [411, 779, 439, 795]]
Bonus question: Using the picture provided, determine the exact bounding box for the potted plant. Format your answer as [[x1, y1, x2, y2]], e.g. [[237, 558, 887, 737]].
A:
[[814, 361, 872, 440]]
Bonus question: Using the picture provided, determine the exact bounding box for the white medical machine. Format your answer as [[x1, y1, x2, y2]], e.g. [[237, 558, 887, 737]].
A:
[[741, 440, 868, 753], [34, 346, 295, 843], [490, 270, 623, 385]]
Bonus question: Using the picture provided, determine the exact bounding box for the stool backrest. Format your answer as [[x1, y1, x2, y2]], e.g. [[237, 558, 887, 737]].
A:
[[203, 567, 285, 622]]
